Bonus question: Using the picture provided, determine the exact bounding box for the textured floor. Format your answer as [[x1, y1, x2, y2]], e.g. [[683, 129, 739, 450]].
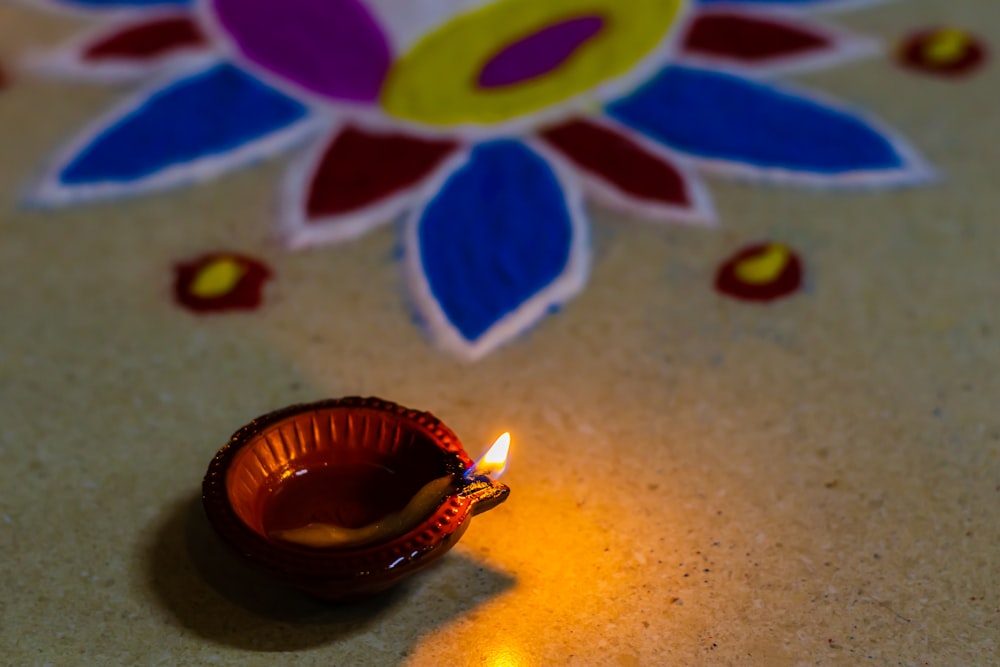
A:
[[2, 1, 998, 665]]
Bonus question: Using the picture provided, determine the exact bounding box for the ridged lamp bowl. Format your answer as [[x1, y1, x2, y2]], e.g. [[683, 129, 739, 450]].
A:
[[202, 397, 509, 600]]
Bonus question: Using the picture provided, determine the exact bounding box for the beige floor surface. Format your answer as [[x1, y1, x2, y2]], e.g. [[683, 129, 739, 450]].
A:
[[1, 1, 998, 665]]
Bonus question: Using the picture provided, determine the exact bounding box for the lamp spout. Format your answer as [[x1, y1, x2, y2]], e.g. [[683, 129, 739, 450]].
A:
[[458, 474, 510, 516]]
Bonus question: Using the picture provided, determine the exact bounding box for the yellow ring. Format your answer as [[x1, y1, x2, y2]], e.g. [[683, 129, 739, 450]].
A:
[[381, 0, 686, 127]]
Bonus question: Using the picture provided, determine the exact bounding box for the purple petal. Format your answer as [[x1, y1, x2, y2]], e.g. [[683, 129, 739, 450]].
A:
[[210, 0, 391, 102], [478, 15, 606, 89]]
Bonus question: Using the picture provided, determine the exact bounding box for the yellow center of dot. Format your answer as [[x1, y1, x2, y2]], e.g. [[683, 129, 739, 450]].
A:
[[923, 29, 970, 65], [734, 244, 791, 285], [190, 257, 247, 298]]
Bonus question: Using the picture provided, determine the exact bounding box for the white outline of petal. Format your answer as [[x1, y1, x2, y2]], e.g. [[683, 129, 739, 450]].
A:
[[30, 58, 324, 207], [23, 9, 213, 84], [18, 0, 195, 18], [279, 118, 460, 250], [676, 5, 881, 79], [691, 0, 895, 16], [540, 115, 716, 227], [403, 139, 591, 361]]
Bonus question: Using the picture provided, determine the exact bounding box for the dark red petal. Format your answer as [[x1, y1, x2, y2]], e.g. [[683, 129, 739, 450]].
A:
[[307, 127, 457, 220], [682, 12, 831, 63], [84, 17, 208, 62], [540, 118, 690, 206]]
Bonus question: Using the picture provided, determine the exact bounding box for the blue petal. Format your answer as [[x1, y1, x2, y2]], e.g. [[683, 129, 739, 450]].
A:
[[608, 65, 925, 182], [413, 140, 587, 355], [54, 0, 191, 6], [54, 63, 308, 192]]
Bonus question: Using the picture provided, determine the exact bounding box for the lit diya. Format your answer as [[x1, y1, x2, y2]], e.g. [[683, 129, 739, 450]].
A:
[[202, 397, 510, 600], [898, 27, 987, 78]]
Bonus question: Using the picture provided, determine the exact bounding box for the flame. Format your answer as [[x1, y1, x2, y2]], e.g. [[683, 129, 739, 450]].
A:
[[469, 432, 511, 480], [484, 432, 511, 467]]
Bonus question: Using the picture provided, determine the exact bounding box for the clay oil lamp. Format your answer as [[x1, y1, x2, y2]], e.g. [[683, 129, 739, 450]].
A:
[[202, 397, 511, 600]]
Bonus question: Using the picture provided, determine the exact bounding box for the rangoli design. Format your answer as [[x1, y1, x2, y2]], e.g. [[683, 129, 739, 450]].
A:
[[897, 27, 988, 79], [173, 252, 273, 313], [714, 242, 803, 302], [29, 0, 932, 359]]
